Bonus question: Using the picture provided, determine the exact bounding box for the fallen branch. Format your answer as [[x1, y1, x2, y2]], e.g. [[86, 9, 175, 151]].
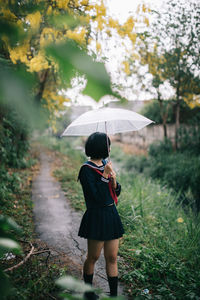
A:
[[4, 243, 35, 272]]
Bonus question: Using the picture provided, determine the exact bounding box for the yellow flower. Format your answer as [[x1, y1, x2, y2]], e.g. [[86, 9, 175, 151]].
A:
[[26, 11, 42, 31], [40, 28, 59, 47], [95, 2, 106, 17], [96, 42, 101, 52], [28, 52, 49, 72], [108, 17, 119, 28], [123, 16, 135, 33], [56, 0, 70, 10], [97, 17, 104, 30], [1, 8, 17, 20], [144, 17, 149, 27], [122, 61, 131, 75], [177, 217, 184, 223], [66, 28, 86, 44], [9, 40, 30, 65], [142, 4, 147, 13], [47, 5, 53, 15], [80, 0, 89, 5]]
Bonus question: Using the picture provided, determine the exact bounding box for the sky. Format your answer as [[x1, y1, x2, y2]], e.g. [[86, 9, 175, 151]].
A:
[[106, 0, 164, 22]]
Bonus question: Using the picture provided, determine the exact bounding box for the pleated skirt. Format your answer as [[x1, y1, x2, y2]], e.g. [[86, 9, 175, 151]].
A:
[[78, 205, 124, 241]]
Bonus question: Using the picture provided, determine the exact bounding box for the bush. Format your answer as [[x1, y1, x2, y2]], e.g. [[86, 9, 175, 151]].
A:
[[148, 138, 173, 157], [177, 125, 200, 155], [0, 105, 30, 168], [147, 139, 200, 211]]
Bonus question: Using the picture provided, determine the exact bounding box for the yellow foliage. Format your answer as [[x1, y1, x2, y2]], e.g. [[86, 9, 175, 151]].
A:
[[183, 94, 200, 108], [106, 29, 111, 37], [28, 51, 49, 72], [123, 61, 131, 75], [66, 27, 86, 44], [43, 89, 68, 108], [108, 17, 119, 28], [142, 4, 147, 13], [40, 27, 59, 47], [123, 16, 135, 33], [96, 16, 105, 30], [144, 17, 149, 27], [0, 8, 17, 20], [80, 0, 89, 5], [96, 42, 102, 53], [9, 40, 30, 65], [47, 5, 53, 15], [131, 52, 140, 60], [26, 11, 42, 31], [129, 33, 137, 44], [79, 14, 90, 24], [95, 2, 106, 17], [56, 0, 70, 10]]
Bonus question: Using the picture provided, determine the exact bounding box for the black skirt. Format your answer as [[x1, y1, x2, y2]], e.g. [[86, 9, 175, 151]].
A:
[[78, 205, 124, 241]]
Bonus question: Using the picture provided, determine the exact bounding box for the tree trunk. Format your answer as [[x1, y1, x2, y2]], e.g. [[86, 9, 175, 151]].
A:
[[157, 92, 168, 139], [35, 69, 49, 103], [175, 86, 180, 150], [163, 123, 167, 138]]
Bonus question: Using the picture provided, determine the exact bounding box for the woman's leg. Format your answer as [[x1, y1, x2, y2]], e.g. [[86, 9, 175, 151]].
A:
[[104, 239, 119, 296], [104, 239, 119, 277], [83, 239, 104, 284]]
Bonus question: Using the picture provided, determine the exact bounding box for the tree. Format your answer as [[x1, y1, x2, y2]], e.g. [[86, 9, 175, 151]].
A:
[[0, 0, 148, 130], [137, 0, 200, 147]]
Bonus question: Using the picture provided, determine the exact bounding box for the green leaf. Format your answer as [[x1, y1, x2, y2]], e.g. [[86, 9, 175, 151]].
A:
[[46, 41, 113, 101], [0, 238, 22, 258], [0, 269, 12, 300], [49, 14, 81, 30], [56, 276, 93, 293], [0, 215, 22, 234], [0, 20, 26, 47]]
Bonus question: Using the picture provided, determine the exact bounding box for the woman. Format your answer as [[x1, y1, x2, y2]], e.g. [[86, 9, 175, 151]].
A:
[[78, 132, 124, 298]]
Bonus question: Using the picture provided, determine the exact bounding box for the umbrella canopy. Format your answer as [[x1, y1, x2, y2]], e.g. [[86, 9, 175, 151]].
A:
[[61, 107, 154, 137]]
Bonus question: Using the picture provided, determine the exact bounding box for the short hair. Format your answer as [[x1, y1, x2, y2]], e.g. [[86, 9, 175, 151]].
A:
[[85, 132, 111, 159]]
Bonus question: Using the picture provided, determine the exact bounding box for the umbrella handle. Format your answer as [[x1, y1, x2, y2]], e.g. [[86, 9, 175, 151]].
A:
[[105, 121, 110, 161]]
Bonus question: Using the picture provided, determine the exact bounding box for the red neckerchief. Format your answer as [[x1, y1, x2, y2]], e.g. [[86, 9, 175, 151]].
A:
[[83, 163, 118, 205]]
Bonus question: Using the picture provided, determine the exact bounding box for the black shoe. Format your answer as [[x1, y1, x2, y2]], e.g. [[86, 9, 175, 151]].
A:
[[84, 291, 99, 300]]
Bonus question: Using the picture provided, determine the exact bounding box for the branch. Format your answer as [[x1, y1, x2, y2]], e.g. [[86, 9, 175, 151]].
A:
[[4, 241, 52, 272], [4, 243, 35, 272]]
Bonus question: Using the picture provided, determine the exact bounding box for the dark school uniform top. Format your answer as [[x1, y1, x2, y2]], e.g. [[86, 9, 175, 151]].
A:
[[78, 160, 124, 241]]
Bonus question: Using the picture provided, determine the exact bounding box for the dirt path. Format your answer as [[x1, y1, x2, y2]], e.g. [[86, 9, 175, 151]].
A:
[[32, 149, 126, 298]]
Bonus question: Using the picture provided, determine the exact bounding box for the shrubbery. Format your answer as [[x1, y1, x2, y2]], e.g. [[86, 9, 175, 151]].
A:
[[124, 127, 200, 212], [0, 105, 32, 205]]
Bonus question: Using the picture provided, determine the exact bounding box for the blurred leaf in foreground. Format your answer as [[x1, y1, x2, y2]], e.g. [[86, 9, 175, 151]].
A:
[[46, 41, 113, 101]]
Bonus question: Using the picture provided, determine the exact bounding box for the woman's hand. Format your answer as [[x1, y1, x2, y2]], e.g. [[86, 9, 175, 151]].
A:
[[110, 170, 117, 189], [102, 161, 113, 178], [103, 162, 117, 188]]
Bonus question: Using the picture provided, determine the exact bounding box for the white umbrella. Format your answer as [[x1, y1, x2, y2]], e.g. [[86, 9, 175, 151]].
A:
[[61, 107, 154, 137]]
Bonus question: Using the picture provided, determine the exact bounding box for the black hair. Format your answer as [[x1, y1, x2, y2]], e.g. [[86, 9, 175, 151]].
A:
[[85, 132, 111, 159]]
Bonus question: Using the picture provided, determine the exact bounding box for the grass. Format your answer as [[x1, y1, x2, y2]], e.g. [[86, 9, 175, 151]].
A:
[[36, 135, 200, 300], [0, 145, 67, 300]]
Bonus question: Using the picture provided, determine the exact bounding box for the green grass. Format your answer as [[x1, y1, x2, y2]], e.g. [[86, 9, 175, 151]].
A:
[[1, 146, 65, 300], [38, 135, 200, 300]]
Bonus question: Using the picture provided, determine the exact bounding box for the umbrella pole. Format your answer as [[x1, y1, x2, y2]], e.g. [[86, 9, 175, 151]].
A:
[[105, 121, 110, 161]]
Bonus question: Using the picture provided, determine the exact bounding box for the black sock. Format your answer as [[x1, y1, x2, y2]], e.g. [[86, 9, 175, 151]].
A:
[[108, 276, 118, 297], [83, 273, 93, 285]]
